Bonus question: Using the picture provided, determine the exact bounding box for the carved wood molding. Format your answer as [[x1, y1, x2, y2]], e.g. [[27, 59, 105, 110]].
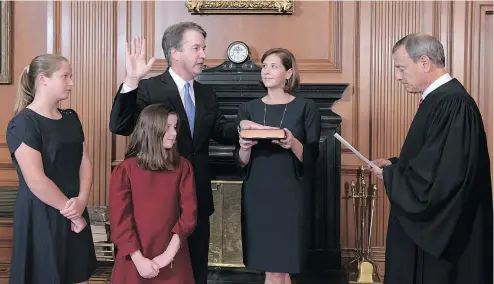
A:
[[433, 1, 453, 72], [185, 0, 294, 14], [50, 1, 117, 206], [0, 1, 12, 84], [363, 1, 427, 248], [0, 163, 14, 170], [147, 1, 343, 73], [467, 2, 493, 102], [351, 1, 361, 148], [47, 1, 62, 54], [0, 218, 13, 247]]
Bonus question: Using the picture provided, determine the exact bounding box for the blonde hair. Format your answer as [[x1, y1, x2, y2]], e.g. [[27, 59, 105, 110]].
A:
[[14, 54, 68, 115]]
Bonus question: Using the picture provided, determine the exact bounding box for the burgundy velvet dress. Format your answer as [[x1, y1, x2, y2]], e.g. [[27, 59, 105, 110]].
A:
[[109, 157, 197, 284]]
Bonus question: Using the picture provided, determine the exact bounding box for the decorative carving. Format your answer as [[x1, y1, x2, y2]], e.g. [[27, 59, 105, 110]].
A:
[[185, 0, 293, 14], [0, 1, 12, 84], [202, 59, 261, 73]]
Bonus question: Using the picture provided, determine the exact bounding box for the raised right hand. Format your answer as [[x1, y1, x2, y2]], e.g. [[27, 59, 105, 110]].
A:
[[124, 36, 156, 88], [132, 253, 160, 278]]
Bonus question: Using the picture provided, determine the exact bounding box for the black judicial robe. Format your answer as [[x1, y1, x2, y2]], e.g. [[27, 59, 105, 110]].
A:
[[382, 78, 493, 284]]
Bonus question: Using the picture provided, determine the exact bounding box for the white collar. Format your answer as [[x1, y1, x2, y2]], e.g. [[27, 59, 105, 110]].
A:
[[168, 67, 194, 90], [422, 73, 453, 99]]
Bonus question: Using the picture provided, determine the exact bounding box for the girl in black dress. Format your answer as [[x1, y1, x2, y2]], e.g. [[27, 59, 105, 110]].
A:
[[235, 48, 321, 284], [6, 54, 97, 283]]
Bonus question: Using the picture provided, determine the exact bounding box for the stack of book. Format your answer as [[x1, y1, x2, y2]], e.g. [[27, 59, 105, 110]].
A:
[[91, 223, 109, 242], [87, 206, 114, 261]]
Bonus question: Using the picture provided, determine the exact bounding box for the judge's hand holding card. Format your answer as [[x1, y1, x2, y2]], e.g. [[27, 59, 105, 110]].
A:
[[368, 158, 391, 180]]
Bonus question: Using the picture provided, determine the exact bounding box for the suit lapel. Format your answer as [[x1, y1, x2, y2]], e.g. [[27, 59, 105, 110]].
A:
[[192, 81, 206, 145], [161, 70, 193, 141]]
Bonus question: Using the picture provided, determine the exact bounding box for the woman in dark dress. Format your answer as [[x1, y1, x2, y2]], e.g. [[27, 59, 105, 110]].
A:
[[6, 54, 97, 283], [109, 104, 197, 283], [235, 48, 321, 284]]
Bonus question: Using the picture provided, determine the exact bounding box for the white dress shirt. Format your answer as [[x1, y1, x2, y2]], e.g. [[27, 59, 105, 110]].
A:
[[421, 73, 453, 100], [120, 67, 196, 107]]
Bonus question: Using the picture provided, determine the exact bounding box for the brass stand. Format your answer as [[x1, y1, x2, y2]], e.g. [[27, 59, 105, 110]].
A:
[[346, 167, 381, 284]]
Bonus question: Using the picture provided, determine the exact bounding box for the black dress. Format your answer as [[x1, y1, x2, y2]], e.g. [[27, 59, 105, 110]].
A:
[[382, 79, 493, 284], [235, 97, 321, 273], [6, 108, 97, 284]]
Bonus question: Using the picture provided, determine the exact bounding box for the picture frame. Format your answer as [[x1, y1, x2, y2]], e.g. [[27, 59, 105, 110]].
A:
[[185, 0, 293, 14], [0, 0, 12, 84]]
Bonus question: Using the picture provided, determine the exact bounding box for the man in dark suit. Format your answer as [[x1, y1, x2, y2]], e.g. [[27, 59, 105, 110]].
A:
[[109, 22, 266, 283]]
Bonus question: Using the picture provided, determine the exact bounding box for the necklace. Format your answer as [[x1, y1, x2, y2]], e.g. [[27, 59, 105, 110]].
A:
[[263, 102, 288, 128]]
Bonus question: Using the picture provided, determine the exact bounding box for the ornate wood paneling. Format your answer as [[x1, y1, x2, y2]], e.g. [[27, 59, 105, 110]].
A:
[[0, 140, 15, 187], [479, 7, 493, 183], [467, 2, 493, 182], [55, 1, 117, 206], [0, 1, 49, 190], [433, 1, 453, 72], [369, 1, 424, 248], [351, 3, 446, 274], [0, 219, 13, 264], [363, 1, 452, 252], [449, 1, 493, 186], [144, 1, 343, 73]]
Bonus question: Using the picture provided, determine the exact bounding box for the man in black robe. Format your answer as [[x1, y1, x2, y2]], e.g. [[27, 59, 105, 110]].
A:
[[370, 33, 493, 284]]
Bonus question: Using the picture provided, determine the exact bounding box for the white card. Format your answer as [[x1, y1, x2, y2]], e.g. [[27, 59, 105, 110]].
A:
[[334, 133, 380, 171]]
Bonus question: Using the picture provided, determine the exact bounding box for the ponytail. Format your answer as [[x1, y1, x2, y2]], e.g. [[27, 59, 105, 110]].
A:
[[13, 54, 68, 115], [14, 66, 35, 115]]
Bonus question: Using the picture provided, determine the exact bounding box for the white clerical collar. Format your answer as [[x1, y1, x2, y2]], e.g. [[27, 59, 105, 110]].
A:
[[422, 73, 453, 100], [169, 67, 194, 90]]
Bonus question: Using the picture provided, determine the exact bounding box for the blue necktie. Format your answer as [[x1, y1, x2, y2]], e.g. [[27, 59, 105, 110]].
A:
[[184, 82, 195, 136]]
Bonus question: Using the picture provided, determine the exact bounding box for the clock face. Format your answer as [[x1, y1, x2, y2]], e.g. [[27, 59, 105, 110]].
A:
[[227, 42, 249, 64]]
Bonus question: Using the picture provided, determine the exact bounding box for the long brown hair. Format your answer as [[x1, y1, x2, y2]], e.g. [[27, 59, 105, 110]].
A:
[[125, 104, 181, 171], [261, 48, 300, 93], [14, 54, 68, 115]]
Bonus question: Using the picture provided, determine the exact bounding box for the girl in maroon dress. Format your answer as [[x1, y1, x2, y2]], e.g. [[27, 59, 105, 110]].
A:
[[109, 104, 197, 283]]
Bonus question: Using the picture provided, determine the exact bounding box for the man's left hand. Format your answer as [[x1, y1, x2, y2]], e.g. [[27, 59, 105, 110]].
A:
[[239, 120, 278, 130]]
